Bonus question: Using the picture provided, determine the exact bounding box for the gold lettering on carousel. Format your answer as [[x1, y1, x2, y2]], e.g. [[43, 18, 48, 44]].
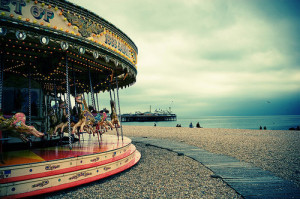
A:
[[105, 34, 130, 58]]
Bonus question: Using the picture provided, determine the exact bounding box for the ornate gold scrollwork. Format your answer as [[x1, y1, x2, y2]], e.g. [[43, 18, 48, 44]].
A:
[[63, 12, 103, 38]]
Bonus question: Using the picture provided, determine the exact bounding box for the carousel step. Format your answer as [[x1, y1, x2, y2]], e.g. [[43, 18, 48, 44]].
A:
[[0, 135, 134, 183], [0, 144, 135, 183], [0, 134, 141, 198], [0, 150, 140, 198]]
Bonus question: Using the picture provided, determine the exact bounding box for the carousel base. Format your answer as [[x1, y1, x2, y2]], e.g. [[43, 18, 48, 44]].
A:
[[0, 134, 141, 198]]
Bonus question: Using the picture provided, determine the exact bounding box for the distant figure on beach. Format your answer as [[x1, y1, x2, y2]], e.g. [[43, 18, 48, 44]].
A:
[[259, 126, 262, 130], [189, 122, 193, 128], [154, 123, 156, 127], [264, 126, 267, 130], [289, 126, 300, 130], [196, 122, 201, 128]]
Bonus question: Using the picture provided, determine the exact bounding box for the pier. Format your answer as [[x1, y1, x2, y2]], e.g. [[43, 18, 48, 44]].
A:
[[121, 114, 177, 122]]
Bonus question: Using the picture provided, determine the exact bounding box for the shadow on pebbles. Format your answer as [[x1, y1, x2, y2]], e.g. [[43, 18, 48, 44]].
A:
[[36, 143, 242, 199]]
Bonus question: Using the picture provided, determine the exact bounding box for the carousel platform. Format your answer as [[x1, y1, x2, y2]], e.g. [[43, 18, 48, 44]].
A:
[[0, 134, 140, 198]]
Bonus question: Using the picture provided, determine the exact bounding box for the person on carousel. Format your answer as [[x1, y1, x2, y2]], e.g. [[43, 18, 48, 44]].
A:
[[95, 108, 114, 133]]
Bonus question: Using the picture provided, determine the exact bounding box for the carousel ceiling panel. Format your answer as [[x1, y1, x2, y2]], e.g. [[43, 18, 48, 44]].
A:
[[0, 0, 138, 94]]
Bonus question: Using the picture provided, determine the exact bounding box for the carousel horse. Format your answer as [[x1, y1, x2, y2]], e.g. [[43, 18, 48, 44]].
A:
[[0, 112, 44, 142], [72, 94, 96, 135], [95, 110, 114, 134], [47, 107, 59, 137], [110, 100, 120, 128], [53, 101, 69, 136], [109, 100, 121, 137]]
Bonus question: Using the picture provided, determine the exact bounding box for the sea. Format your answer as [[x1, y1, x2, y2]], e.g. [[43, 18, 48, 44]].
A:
[[122, 115, 300, 130]]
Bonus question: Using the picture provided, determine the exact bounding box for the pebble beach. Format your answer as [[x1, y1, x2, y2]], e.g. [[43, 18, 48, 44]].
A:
[[41, 126, 300, 198], [121, 126, 300, 187]]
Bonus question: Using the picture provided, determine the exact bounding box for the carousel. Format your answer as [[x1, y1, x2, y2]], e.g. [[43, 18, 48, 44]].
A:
[[0, 0, 140, 198]]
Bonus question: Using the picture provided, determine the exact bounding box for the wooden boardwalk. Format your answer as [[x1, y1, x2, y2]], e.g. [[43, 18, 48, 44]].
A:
[[131, 137, 300, 199]]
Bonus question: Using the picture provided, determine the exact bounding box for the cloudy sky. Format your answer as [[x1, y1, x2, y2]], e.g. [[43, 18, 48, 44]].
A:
[[69, 0, 300, 117]]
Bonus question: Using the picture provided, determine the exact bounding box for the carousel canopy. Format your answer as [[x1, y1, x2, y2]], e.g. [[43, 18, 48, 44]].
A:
[[0, 0, 138, 95]]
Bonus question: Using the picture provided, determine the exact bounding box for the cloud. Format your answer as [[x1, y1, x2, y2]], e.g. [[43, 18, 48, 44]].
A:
[[70, 0, 300, 116]]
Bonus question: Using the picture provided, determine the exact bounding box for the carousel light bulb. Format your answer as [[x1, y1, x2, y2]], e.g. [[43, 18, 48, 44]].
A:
[[61, 42, 69, 50], [16, 31, 26, 40], [40, 36, 49, 45]]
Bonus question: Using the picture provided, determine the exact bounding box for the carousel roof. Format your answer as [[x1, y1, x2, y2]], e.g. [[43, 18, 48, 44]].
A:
[[0, 0, 138, 95]]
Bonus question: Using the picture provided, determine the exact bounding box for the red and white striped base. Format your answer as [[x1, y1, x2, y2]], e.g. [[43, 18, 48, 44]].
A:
[[0, 134, 140, 198]]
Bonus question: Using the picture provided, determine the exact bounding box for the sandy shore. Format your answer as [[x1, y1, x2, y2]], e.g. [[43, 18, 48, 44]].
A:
[[120, 126, 300, 188]]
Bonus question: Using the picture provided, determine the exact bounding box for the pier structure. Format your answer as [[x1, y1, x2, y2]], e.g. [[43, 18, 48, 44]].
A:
[[122, 113, 177, 122]]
